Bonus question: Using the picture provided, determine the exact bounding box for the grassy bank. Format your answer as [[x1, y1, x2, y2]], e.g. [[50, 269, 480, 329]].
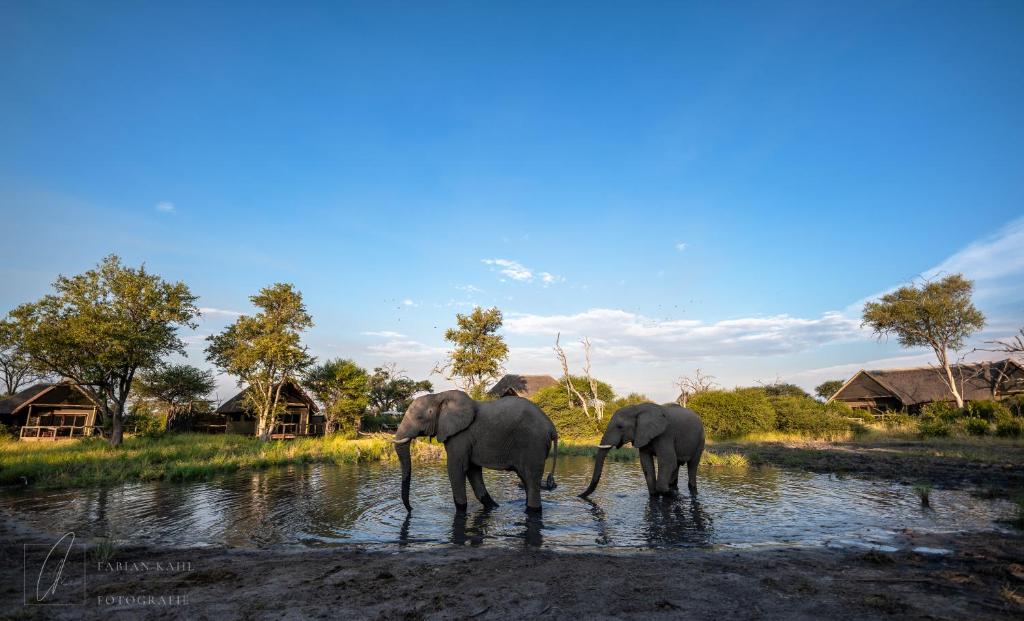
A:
[[0, 434, 747, 490]]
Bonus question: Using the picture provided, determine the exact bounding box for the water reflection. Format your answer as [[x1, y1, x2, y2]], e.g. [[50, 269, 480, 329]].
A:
[[0, 457, 1014, 550]]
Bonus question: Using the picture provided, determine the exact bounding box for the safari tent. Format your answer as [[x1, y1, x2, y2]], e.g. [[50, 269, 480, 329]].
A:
[[827, 359, 1024, 414], [487, 374, 559, 399], [0, 381, 101, 441], [214, 380, 324, 438]]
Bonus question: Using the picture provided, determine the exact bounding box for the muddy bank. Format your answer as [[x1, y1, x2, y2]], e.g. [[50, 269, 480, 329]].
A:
[[714, 439, 1024, 493], [2, 519, 1022, 620]]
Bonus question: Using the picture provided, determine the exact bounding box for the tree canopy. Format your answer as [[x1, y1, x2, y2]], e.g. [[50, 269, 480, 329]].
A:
[[7, 255, 199, 445], [442, 306, 508, 397], [814, 380, 846, 401], [303, 358, 369, 435], [206, 283, 314, 441], [367, 364, 432, 413], [862, 274, 985, 407], [0, 319, 45, 396]]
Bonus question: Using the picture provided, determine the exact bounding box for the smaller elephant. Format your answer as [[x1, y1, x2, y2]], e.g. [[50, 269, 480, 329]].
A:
[[579, 403, 705, 498]]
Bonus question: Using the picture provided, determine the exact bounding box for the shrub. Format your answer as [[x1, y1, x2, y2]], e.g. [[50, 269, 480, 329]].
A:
[[532, 377, 616, 439], [844, 409, 877, 424], [689, 389, 776, 439], [921, 402, 961, 423], [919, 418, 952, 437], [996, 418, 1024, 438], [962, 416, 990, 436], [965, 400, 1012, 423], [770, 396, 851, 436], [881, 412, 913, 429], [1005, 395, 1024, 418]]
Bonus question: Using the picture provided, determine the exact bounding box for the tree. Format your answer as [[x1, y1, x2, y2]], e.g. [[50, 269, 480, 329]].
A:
[[303, 358, 369, 436], [553, 333, 605, 418], [367, 364, 432, 414], [206, 283, 314, 441], [862, 274, 985, 408], [0, 319, 47, 396], [814, 380, 846, 401], [7, 255, 199, 445], [440, 307, 508, 397], [676, 368, 718, 407], [135, 364, 217, 431]]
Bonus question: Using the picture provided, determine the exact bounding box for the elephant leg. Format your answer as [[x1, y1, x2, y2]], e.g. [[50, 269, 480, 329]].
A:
[[639, 450, 657, 496], [655, 449, 677, 495], [669, 464, 681, 492], [447, 460, 468, 513], [687, 443, 703, 495], [518, 468, 543, 514], [467, 464, 499, 509]]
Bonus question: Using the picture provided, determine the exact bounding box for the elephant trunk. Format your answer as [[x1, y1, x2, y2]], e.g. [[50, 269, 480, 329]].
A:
[[395, 439, 413, 512], [579, 447, 611, 498]]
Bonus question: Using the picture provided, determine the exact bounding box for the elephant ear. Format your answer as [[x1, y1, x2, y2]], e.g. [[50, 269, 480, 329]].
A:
[[436, 391, 477, 443], [634, 404, 668, 448]]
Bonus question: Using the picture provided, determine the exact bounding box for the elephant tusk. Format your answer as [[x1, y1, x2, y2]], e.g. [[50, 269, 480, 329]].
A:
[[597, 444, 613, 449], [391, 437, 412, 444]]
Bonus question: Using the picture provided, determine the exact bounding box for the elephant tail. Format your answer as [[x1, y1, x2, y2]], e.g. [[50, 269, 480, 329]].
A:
[[543, 435, 558, 491]]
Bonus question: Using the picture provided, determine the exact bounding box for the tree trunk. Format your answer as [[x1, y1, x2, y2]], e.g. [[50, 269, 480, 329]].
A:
[[936, 348, 964, 408], [109, 411, 124, 447]]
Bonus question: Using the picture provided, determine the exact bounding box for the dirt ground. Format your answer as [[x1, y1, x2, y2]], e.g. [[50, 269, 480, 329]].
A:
[[1, 520, 1023, 620]]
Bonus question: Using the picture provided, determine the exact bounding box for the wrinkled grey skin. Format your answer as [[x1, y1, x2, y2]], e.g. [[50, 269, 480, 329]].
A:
[[393, 390, 558, 514], [580, 403, 705, 499]]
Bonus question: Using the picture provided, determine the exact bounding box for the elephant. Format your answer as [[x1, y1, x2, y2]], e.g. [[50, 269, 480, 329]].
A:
[[392, 390, 559, 514], [579, 402, 705, 499]]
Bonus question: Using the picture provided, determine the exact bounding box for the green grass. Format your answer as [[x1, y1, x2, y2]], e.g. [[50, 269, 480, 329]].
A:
[[0, 433, 443, 489], [1, 433, 748, 490]]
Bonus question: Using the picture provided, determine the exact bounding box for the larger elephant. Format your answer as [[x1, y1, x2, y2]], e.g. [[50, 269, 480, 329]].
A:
[[579, 403, 705, 498], [392, 390, 559, 513]]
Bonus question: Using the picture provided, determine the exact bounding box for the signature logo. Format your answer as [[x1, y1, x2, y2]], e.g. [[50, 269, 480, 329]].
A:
[[23, 531, 84, 606], [36, 532, 75, 602]]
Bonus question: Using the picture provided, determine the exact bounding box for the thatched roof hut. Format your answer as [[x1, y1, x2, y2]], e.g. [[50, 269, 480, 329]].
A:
[[215, 379, 323, 437], [0, 381, 100, 440], [827, 359, 1024, 413], [487, 374, 559, 399]]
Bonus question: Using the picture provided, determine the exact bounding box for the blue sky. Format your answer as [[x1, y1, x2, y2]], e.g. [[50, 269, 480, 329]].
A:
[[2, 1, 1022, 401]]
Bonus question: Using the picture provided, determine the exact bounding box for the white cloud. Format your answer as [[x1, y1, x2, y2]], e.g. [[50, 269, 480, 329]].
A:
[[456, 284, 485, 293], [504, 308, 863, 359], [482, 258, 563, 285], [675, 242, 688, 251], [402, 299, 418, 307], [929, 217, 1024, 282], [155, 201, 175, 213], [200, 307, 243, 317], [366, 338, 446, 360], [363, 330, 405, 338]]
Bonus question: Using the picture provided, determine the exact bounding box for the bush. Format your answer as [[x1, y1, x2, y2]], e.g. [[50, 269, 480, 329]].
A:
[[965, 400, 1012, 423], [532, 377, 616, 439], [770, 396, 851, 436], [919, 418, 952, 437], [921, 401, 961, 423], [844, 409, 877, 424], [962, 416, 990, 436], [689, 389, 776, 439], [996, 418, 1024, 438], [1005, 395, 1024, 418], [881, 412, 913, 429], [360, 413, 401, 433]]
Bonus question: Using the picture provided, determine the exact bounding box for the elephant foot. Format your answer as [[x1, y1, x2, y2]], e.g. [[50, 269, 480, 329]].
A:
[[541, 474, 557, 490], [525, 505, 543, 515], [454, 502, 468, 514], [480, 494, 500, 510], [688, 484, 698, 496]]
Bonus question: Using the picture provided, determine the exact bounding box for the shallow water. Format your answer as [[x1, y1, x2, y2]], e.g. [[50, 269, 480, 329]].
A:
[[0, 457, 1014, 550]]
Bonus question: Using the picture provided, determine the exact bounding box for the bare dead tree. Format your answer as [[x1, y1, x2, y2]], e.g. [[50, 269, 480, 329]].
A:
[[973, 327, 1024, 398], [676, 368, 718, 407], [554, 332, 592, 418], [581, 337, 605, 418]]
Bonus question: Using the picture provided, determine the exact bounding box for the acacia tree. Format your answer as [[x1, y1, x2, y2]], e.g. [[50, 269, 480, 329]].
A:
[[814, 380, 846, 401], [135, 364, 217, 431], [367, 364, 432, 413], [862, 274, 985, 408], [206, 283, 314, 441], [0, 320, 46, 396], [303, 358, 369, 435], [441, 306, 508, 398], [7, 255, 199, 445]]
